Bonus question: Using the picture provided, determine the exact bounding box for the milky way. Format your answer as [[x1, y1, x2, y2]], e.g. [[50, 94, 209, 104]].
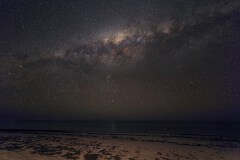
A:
[[0, 0, 240, 121], [52, 21, 180, 71]]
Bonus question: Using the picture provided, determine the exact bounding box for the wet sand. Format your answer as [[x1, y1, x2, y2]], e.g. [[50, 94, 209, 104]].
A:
[[0, 131, 239, 160]]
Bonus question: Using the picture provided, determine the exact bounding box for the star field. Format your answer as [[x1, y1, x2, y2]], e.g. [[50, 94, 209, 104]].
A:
[[0, 0, 240, 121]]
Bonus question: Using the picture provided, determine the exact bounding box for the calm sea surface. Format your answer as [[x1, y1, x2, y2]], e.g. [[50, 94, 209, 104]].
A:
[[0, 121, 239, 137]]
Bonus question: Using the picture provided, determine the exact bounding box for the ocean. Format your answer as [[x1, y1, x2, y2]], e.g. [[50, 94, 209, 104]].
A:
[[0, 121, 239, 137]]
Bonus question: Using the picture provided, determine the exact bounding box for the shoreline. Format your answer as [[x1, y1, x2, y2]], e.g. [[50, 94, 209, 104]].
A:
[[0, 131, 239, 160]]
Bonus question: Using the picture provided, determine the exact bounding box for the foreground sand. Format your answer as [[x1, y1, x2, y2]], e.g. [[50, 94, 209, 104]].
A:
[[0, 131, 239, 160]]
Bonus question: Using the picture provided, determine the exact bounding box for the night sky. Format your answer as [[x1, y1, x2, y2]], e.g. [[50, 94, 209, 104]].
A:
[[0, 0, 240, 121]]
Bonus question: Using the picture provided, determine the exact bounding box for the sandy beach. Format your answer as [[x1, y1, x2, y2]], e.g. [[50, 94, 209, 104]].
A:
[[0, 131, 239, 160]]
